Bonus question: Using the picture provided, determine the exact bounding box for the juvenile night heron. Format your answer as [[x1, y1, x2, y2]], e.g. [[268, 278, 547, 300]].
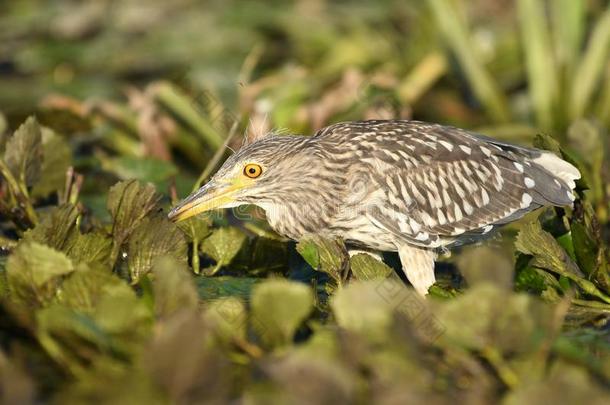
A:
[[169, 120, 580, 295]]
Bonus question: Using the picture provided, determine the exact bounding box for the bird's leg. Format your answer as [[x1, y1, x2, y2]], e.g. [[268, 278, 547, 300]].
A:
[[397, 244, 437, 296]]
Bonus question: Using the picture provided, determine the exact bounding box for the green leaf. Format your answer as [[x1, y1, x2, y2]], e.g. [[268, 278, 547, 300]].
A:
[[31, 129, 72, 199], [6, 242, 74, 306], [127, 216, 188, 283], [204, 297, 247, 342], [349, 253, 392, 281], [100, 156, 178, 184], [151, 256, 198, 318], [22, 204, 80, 251], [296, 236, 348, 285], [176, 215, 212, 242], [107, 180, 162, 262], [516, 220, 610, 303], [251, 279, 313, 348], [504, 363, 610, 404], [436, 283, 547, 353], [200, 227, 247, 275], [57, 263, 128, 314], [331, 281, 402, 341], [64, 232, 113, 266], [4, 116, 42, 187]]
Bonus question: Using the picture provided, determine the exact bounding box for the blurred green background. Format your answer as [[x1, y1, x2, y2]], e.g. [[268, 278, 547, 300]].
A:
[[1, 0, 610, 403]]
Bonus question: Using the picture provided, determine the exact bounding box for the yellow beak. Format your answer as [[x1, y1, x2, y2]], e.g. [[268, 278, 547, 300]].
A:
[[168, 179, 244, 222]]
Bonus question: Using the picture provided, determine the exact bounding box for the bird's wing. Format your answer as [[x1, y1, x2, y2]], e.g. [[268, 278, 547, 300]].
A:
[[355, 120, 579, 248]]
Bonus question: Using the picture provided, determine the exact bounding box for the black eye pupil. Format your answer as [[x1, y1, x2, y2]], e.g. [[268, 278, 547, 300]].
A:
[[249, 168, 256, 174]]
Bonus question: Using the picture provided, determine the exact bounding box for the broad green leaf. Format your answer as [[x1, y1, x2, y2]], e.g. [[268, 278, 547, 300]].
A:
[[200, 227, 246, 275], [296, 236, 348, 285], [6, 242, 74, 306], [246, 237, 289, 273], [330, 281, 396, 342], [204, 297, 247, 342], [176, 215, 212, 242], [127, 216, 188, 283], [91, 282, 152, 351], [436, 283, 547, 353], [144, 310, 228, 404], [107, 180, 162, 261], [57, 263, 128, 314], [261, 349, 357, 404], [516, 220, 610, 303], [100, 156, 178, 184], [64, 232, 113, 266], [251, 279, 313, 348], [151, 256, 198, 318], [504, 363, 610, 405], [22, 204, 79, 251], [35, 305, 115, 373], [4, 116, 42, 187], [349, 253, 392, 281], [31, 129, 72, 198]]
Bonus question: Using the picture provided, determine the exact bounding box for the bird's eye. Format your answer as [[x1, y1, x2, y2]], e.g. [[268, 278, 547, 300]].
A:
[[243, 163, 262, 178]]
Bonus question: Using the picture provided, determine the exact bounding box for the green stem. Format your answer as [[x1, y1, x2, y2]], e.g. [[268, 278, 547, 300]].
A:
[[482, 346, 520, 389], [0, 157, 38, 227], [192, 238, 200, 275]]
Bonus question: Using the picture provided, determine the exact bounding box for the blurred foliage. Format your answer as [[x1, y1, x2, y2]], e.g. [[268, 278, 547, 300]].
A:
[[0, 0, 610, 403]]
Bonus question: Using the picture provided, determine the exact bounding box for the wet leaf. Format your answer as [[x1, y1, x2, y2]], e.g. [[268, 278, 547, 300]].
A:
[[127, 216, 188, 283], [4, 116, 42, 187], [200, 227, 246, 275], [251, 279, 313, 348], [6, 242, 74, 307], [349, 253, 392, 281]]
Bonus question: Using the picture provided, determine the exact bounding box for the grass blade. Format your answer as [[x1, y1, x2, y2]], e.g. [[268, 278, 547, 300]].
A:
[[552, 0, 585, 74], [427, 0, 510, 123], [517, 0, 559, 130], [570, 7, 610, 119]]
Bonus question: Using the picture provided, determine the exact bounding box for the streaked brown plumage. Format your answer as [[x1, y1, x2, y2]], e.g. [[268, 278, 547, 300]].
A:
[[169, 120, 580, 295]]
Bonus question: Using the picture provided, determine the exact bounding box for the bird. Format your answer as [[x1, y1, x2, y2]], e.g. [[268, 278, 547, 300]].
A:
[[168, 120, 581, 295]]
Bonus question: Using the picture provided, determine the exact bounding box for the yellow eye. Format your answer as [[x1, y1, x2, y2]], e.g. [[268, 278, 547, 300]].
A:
[[243, 163, 262, 178]]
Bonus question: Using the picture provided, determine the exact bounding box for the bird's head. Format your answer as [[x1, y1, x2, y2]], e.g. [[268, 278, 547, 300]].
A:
[[168, 135, 318, 222]]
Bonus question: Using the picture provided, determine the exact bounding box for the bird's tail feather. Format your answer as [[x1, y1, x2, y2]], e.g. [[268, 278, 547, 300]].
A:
[[527, 152, 580, 206]]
